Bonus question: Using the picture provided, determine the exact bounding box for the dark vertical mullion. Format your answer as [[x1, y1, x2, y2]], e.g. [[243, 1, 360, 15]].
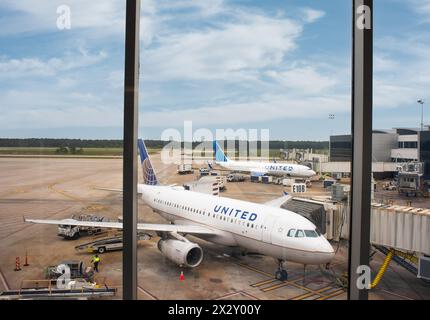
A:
[[348, 0, 373, 300], [123, 0, 140, 300]]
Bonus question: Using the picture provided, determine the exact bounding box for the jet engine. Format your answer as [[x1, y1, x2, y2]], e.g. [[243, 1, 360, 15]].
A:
[[157, 239, 203, 268]]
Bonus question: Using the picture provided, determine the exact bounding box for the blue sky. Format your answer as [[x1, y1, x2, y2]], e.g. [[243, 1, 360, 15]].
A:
[[0, 0, 429, 140]]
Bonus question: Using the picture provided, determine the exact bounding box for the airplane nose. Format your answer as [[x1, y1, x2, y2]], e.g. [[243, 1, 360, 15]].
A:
[[315, 238, 335, 263], [323, 240, 335, 261], [309, 170, 316, 176]]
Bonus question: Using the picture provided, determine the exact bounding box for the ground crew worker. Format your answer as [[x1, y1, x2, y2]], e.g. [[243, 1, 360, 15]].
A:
[[84, 266, 95, 283], [91, 254, 101, 272]]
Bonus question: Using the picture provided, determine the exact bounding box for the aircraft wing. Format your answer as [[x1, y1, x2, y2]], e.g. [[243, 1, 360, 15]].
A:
[[264, 193, 292, 208], [24, 218, 217, 235]]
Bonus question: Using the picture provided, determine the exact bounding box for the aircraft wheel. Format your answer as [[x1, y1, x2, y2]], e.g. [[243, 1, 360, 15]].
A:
[[281, 270, 288, 280], [275, 270, 288, 281]]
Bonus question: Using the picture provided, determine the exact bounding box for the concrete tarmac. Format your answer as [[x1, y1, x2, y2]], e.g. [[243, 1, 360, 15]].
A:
[[0, 155, 429, 300]]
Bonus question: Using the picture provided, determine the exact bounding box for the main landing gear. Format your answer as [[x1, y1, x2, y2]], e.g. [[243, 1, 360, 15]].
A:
[[275, 260, 288, 281]]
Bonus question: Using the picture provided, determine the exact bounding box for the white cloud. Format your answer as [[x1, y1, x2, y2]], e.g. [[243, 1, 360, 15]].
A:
[[374, 35, 430, 109], [374, 81, 421, 109], [158, 0, 225, 17], [301, 8, 325, 23], [0, 1, 122, 34], [0, 1, 343, 134], [0, 0, 157, 46], [141, 93, 349, 127], [142, 14, 303, 81], [409, 0, 430, 22], [374, 54, 399, 72], [265, 66, 338, 95], [106, 70, 123, 88], [0, 49, 107, 79], [0, 88, 122, 129]]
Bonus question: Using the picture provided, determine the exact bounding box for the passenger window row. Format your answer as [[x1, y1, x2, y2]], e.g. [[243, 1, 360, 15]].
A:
[[153, 198, 262, 230], [154, 198, 209, 216]]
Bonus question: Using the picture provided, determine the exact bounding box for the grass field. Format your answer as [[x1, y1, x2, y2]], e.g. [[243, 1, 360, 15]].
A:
[[0, 147, 160, 156]]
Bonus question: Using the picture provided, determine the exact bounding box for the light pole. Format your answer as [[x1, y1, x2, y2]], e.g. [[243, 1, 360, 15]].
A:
[[418, 99, 425, 131]]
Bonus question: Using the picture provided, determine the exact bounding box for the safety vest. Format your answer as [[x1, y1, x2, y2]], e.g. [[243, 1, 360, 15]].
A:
[[93, 256, 100, 263]]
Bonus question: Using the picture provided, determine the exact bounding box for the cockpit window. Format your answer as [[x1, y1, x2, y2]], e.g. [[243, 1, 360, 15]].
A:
[[295, 230, 304, 237], [287, 229, 296, 237], [304, 230, 318, 237]]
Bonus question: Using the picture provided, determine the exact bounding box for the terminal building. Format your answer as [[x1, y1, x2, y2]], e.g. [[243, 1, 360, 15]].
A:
[[328, 127, 430, 180]]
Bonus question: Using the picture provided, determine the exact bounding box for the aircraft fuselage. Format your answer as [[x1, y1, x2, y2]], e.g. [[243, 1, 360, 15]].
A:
[[139, 184, 334, 265]]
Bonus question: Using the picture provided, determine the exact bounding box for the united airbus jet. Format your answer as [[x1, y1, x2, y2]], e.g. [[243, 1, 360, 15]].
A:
[[212, 141, 316, 178], [26, 140, 334, 280]]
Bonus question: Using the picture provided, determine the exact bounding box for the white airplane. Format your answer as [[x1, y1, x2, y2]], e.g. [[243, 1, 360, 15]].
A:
[[25, 139, 334, 280], [210, 141, 316, 178]]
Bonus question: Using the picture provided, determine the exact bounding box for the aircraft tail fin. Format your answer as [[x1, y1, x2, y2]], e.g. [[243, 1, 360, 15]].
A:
[[138, 139, 158, 185], [213, 141, 229, 162]]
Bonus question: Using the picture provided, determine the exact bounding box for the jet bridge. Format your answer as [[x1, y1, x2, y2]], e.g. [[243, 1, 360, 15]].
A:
[[282, 196, 430, 256], [285, 195, 430, 280], [282, 199, 327, 234], [369, 204, 430, 256]]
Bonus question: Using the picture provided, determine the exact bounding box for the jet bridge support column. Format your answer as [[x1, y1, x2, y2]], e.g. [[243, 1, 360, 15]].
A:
[[123, 0, 140, 300], [348, 0, 373, 300]]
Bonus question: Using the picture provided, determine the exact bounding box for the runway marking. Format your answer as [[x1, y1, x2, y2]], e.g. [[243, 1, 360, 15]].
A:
[[237, 263, 343, 300], [235, 263, 274, 278], [315, 288, 345, 300], [213, 291, 244, 300], [48, 183, 83, 202], [213, 291, 260, 300], [260, 277, 310, 293], [290, 285, 333, 300], [251, 278, 278, 287], [241, 291, 261, 300], [0, 268, 10, 291], [236, 261, 339, 298], [380, 289, 414, 300], [0, 206, 72, 241], [137, 286, 158, 300]]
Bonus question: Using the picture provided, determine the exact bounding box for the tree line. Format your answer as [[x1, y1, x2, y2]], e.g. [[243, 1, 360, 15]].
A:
[[0, 138, 328, 150]]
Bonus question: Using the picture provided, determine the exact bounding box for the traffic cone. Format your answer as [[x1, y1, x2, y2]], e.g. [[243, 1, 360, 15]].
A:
[[24, 251, 29, 266], [179, 271, 184, 281], [14, 257, 21, 271]]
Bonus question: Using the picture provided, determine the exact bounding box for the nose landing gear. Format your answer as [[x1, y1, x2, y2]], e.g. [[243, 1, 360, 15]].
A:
[[275, 260, 288, 281]]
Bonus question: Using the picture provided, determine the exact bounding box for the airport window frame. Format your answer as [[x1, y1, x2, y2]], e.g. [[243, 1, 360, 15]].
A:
[[121, 0, 374, 300], [348, 0, 373, 300]]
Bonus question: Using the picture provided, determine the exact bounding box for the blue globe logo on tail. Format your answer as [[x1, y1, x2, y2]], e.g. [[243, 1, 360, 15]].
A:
[[138, 139, 158, 185]]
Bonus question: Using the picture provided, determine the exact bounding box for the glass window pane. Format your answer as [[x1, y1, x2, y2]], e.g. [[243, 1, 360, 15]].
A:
[[136, 0, 350, 301], [0, 2, 125, 299], [369, 1, 430, 300]]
